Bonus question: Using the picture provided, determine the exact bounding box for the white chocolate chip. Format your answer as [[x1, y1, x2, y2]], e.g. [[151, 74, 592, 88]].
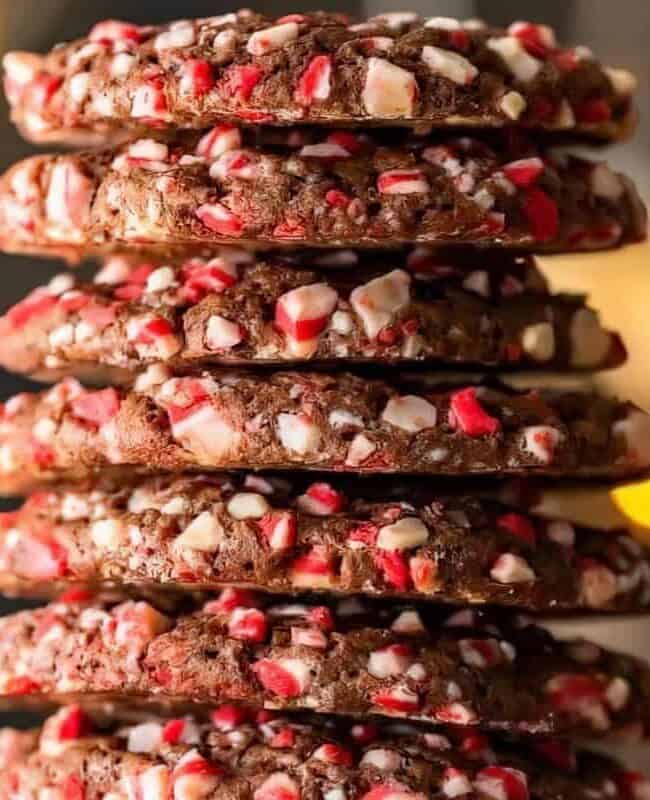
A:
[[490, 553, 536, 584], [421, 46, 478, 85], [175, 511, 223, 552], [382, 395, 437, 433], [227, 492, 270, 520], [487, 36, 542, 82], [91, 519, 126, 551], [377, 517, 429, 550], [521, 322, 556, 362], [350, 270, 411, 340], [277, 413, 321, 455], [362, 57, 416, 118], [499, 90, 527, 120]]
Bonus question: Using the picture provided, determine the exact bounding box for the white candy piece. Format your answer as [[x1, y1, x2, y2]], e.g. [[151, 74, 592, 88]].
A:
[[490, 553, 536, 584], [129, 139, 169, 162], [605, 67, 638, 97], [146, 266, 176, 292], [247, 23, 299, 56], [362, 57, 416, 118], [227, 492, 270, 520], [128, 722, 163, 753], [500, 90, 527, 120], [580, 564, 618, 608], [487, 36, 542, 82], [442, 769, 473, 798], [424, 16, 461, 30], [140, 766, 171, 800], [277, 413, 321, 455], [421, 46, 478, 85], [546, 520, 575, 549], [521, 322, 555, 362], [155, 22, 196, 51], [345, 433, 377, 467], [590, 164, 624, 200], [350, 270, 411, 339], [378, 169, 429, 194], [90, 519, 126, 551], [522, 426, 564, 464], [206, 315, 243, 350], [360, 748, 401, 771], [175, 511, 223, 552], [391, 609, 426, 635], [605, 676, 631, 711], [368, 645, 413, 678], [569, 309, 611, 368], [172, 403, 242, 462], [377, 517, 429, 550], [382, 395, 437, 433]]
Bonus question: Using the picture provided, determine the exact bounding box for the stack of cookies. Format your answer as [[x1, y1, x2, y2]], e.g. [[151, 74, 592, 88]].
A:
[[0, 10, 648, 800]]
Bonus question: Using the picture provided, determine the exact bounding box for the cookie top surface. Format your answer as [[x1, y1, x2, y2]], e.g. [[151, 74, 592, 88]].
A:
[[1, 473, 648, 613], [2, 704, 646, 800], [2, 11, 637, 144], [0, 373, 648, 493], [0, 249, 624, 380], [0, 130, 645, 257], [0, 592, 649, 736]]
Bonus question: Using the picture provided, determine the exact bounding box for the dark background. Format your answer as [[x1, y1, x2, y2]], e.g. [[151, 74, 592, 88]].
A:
[[0, 1, 648, 764]]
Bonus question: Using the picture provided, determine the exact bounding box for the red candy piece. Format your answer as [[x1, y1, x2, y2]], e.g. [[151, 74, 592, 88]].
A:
[[547, 673, 604, 709], [510, 22, 552, 57], [162, 719, 186, 745], [497, 513, 537, 547], [89, 19, 143, 44], [475, 767, 529, 800], [575, 99, 613, 123], [228, 608, 268, 643], [258, 511, 297, 551], [503, 158, 544, 187], [5, 289, 57, 329], [5, 676, 42, 696], [374, 550, 411, 591], [222, 65, 264, 102], [372, 687, 420, 712], [253, 660, 303, 698], [180, 59, 215, 96], [449, 388, 500, 436], [295, 55, 332, 106], [196, 203, 245, 237], [523, 187, 559, 243], [70, 387, 121, 429], [7, 531, 68, 579], [58, 706, 91, 741], [62, 776, 85, 800]]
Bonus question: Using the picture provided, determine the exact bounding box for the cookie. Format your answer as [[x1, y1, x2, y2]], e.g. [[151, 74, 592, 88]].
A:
[[2, 11, 637, 144], [3, 704, 647, 800], [0, 593, 648, 736], [1, 474, 648, 612], [0, 249, 625, 380], [0, 130, 645, 258], [0, 372, 648, 494]]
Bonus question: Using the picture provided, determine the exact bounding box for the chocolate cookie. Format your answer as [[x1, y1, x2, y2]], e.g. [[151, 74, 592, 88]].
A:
[[2, 11, 637, 144], [0, 593, 649, 736], [1, 474, 648, 612], [0, 372, 648, 494], [0, 249, 624, 380], [2, 704, 647, 800], [0, 130, 645, 258]]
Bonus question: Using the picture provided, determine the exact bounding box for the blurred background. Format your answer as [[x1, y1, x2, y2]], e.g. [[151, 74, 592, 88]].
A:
[[0, 0, 649, 766]]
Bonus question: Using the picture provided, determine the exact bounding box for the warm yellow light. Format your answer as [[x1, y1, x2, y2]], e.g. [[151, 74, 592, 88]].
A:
[[611, 480, 650, 544]]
